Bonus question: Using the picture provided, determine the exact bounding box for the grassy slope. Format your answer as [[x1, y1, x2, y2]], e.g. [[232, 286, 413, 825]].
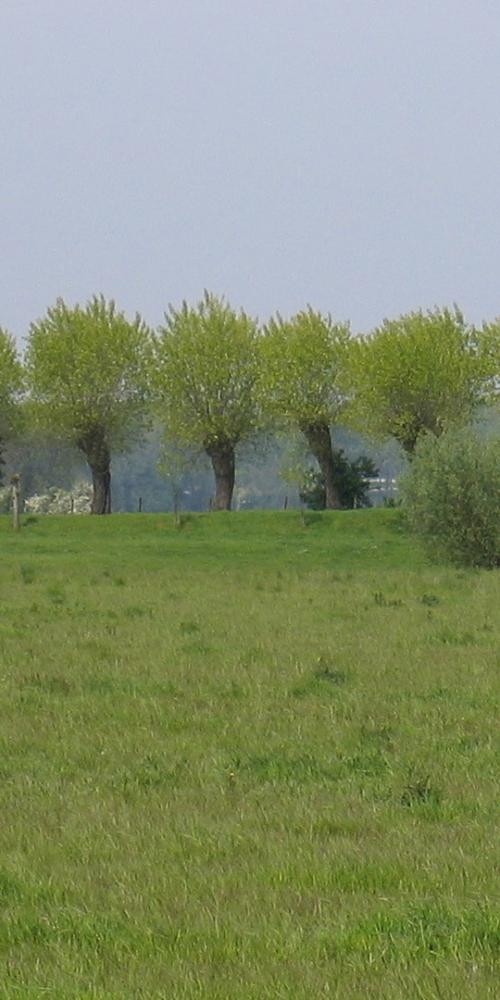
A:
[[0, 510, 499, 999]]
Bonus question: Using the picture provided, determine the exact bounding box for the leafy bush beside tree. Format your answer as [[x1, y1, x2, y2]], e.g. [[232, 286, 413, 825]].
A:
[[401, 427, 500, 567], [300, 449, 378, 510]]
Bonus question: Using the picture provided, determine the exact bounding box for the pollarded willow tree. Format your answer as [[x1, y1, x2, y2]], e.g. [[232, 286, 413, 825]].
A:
[[346, 307, 485, 455], [26, 296, 152, 513], [0, 329, 23, 484], [258, 309, 351, 508], [154, 293, 260, 510]]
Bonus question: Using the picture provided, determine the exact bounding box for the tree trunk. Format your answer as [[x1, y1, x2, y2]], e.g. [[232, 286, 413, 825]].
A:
[[78, 428, 112, 515], [205, 440, 235, 511], [90, 465, 111, 514], [303, 421, 340, 509]]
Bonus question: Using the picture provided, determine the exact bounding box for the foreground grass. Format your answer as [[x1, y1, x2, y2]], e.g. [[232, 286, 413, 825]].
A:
[[0, 510, 499, 998]]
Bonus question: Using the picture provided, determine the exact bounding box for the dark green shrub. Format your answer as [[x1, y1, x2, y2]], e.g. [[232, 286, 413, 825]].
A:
[[401, 428, 500, 567], [300, 449, 378, 510]]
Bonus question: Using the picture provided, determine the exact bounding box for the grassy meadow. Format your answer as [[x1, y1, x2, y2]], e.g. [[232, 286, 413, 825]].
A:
[[0, 510, 499, 998]]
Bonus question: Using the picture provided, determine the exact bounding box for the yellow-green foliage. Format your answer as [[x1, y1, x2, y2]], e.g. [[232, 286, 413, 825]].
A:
[[154, 292, 260, 449], [258, 308, 351, 429], [0, 328, 23, 449], [479, 320, 500, 406], [348, 307, 484, 452], [25, 296, 153, 449]]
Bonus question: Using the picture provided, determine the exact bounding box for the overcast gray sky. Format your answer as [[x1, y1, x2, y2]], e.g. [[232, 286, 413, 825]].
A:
[[2, 0, 500, 342]]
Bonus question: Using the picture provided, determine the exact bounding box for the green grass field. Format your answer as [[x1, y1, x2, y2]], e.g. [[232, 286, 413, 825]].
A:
[[0, 511, 499, 998]]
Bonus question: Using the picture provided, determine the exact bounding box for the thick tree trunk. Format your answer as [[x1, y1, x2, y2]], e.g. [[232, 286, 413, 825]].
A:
[[78, 428, 112, 515], [90, 465, 111, 514], [205, 440, 235, 511], [303, 421, 340, 509]]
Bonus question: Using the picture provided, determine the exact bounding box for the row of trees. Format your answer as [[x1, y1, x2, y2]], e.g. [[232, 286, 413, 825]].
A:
[[0, 294, 499, 513]]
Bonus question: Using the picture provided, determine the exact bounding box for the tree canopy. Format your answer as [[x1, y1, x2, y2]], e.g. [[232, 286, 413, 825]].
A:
[[347, 307, 484, 454], [4, 292, 499, 515], [0, 329, 23, 483], [154, 292, 260, 509], [258, 309, 351, 507], [25, 296, 152, 513], [478, 320, 500, 406], [259, 309, 350, 427]]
